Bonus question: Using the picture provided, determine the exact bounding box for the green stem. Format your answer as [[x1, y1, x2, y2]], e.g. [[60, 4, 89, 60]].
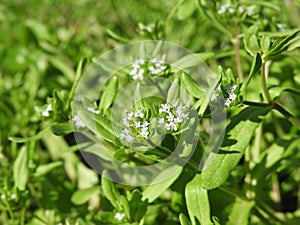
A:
[[232, 37, 244, 82], [2, 194, 14, 222], [273, 103, 300, 130], [244, 100, 300, 130], [261, 60, 272, 103], [194, 0, 232, 38], [20, 207, 26, 225]]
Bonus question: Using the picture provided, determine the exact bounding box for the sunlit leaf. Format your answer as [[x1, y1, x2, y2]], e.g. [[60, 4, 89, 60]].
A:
[[200, 106, 271, 190]]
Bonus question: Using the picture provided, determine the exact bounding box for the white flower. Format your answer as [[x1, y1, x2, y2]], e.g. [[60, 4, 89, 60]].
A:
[[87, 107, 99, 114], [224, 98, 232, 107], [158, 118, 165, 124], [130, 59, 146, 80], [218, 3, 230, 14], [218, 3, 236, 14], [120, 108, 150, 141], [73, 115, 85, 128], [247, 8, 254, 16], [10, 193, 16, 200], [42, 104, 52, 117], [114, 212, 125, 221], [146, 26, 152, 32], [226, 84, 237, 93], [228, 7, 234, 13], [150, 58, 158, 63], [120, 129, 135, 142], [134, 121, 141, 128], [134, 109, 144, 118], [159, 103, 171, 113], [140, 122, 150, 138], [127, 111, 134, 120], [238, 6, 244, 13], [224, 84, 238, 107], [276, 23, 285, 31], [158, 101, 189, 132], [131, 68, 144, 80]]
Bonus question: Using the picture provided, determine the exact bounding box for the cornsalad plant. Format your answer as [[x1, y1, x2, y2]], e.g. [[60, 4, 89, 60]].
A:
[[1, 0, 300, 225]]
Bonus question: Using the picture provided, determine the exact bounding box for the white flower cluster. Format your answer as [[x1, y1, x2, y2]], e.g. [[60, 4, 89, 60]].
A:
[[114, 212, 125, 221], [158, 101, 189, 132], [129, 58, 167, 80], [224, 84, 238, 107], [120, 108, 150, 143], [119, 101, 190, 143], [42, 104, 52, 117], [218, 4, 253, 16], [211, 84, 238, 108], [218, 3, 234, 14], [72, 115, 85, 128]]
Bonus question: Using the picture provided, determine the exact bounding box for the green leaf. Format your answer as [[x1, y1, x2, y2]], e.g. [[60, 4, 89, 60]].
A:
[[66, 57, 89, 112], [121, 195, 131, 220], [179, 213, 192, 225], [77, 109, 119, 144], [181, 73, 204, 99], [263, 29, 300, 60], [212, 216, 221, 225], [51, 123, 74, 136], [240, 53, 262, 95], [243, 25, 260, 56], [49, 56, 74, 81], [26, 19, 52, 42], [13, 146, 28, 191], [167, 78, 181, 103], [269, 87, 300, 100], [101, 170, 121, 209], [287, 35, 300, 51], [173, 54, 202, 70], [128, 190, 148, 222], [142, 165, 182, 203], [71, 186, 100, 205], [177, 0, 196, 20], [226, 199, 255, 225], [9, 125, 51, 143], [200, 106, 271, 190], [106, 28, 131, 43], [185, 174, 213, 225], [261, 36, 271, 53], [195, 0, 231, 37], [99, 76, 119, 113], [195, 53, 215, 62], [33, 161, 63, 177]]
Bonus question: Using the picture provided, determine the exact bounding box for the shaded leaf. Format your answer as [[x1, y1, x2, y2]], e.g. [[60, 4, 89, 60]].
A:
[[51, 123, 74, 136]]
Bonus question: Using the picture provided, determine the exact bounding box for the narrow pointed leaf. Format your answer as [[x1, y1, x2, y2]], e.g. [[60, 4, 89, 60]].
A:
[[99, 76, 118, 113], [13, 146, 28, 191]]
